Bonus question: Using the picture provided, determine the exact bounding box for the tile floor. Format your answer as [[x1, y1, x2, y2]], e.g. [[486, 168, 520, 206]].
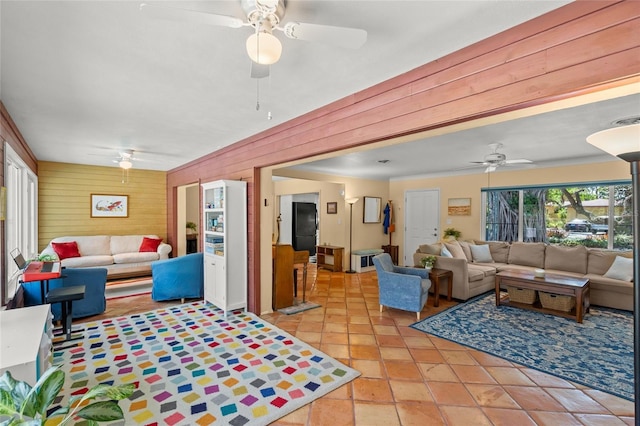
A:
[[82, 265, 634, 425]]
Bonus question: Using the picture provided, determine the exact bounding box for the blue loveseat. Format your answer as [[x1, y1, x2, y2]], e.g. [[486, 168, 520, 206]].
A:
[[21, 267, 107, 320]]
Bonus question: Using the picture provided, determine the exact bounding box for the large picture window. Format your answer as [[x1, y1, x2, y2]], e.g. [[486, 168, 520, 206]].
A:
[[4, 143, 38, 305], [483, 181, 632, 250]]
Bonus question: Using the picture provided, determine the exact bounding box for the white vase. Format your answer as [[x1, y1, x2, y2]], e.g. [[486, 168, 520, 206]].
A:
[[425, 266, 432, 272]]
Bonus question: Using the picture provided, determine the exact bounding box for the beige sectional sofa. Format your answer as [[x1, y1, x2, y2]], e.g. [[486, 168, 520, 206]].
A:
[[413, 240, 633, 311], [41, 235, 172, 279]]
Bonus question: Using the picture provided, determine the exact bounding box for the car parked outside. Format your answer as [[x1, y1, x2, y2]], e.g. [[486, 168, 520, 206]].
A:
[[564, 218, 592, 232]]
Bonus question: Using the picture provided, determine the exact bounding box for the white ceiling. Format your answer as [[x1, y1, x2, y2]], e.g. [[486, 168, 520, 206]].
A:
[[1, 0, 595, 176]]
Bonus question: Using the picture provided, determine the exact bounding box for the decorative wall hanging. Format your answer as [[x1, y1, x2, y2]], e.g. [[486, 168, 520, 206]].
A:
[[91, 194, 128, 218]]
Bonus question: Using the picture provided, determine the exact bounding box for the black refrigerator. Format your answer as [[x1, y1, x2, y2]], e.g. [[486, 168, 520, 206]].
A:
[[292, 202, 317, 256]]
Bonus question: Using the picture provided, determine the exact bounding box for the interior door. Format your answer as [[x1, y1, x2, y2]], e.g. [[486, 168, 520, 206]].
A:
[[404, 189, 440, 266]]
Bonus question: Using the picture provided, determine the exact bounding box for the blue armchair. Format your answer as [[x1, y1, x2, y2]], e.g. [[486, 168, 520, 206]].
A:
[[372, 253, 431, 320], [21, 268, 107, 320], [151, 252, 204, 302]]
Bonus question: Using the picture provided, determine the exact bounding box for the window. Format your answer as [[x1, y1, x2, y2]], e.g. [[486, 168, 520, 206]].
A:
[[4, 143, 38, 305], [483, 181, 632, 250]]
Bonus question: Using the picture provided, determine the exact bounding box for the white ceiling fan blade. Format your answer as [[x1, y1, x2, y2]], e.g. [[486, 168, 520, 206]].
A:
[[282, 22, 367, 49], [505, 159, 533, 164], [250, 61, 270, 79], [140, 3, 244, 29], [470, 161, 489, 165]]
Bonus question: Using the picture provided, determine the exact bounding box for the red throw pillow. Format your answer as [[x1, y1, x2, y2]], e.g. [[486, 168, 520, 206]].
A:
[[139, 237, 162, 253], [51, 241, 81, 260]]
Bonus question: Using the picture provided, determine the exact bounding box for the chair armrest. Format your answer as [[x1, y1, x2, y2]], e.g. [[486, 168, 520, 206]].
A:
[[378, 271, 425, 298], [394, 265, 429, 279], [157, 243, 172, 259]]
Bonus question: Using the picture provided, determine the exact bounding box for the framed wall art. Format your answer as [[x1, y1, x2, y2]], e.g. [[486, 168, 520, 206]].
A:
[[448, 197, 471, 216], [327, 202, 337, 214], [91, 194, 128, 218]]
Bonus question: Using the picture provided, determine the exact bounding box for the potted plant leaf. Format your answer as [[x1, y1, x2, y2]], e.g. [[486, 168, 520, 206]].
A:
[[443, 227, 461, 241], [0, 365, 134, 425], [420, 255, 437, 271], [186, 221, 198, 235]]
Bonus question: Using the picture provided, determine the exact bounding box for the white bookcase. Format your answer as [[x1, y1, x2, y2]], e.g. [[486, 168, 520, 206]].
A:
[[202, 180, 247, 315], [0, 304, 53, 384]]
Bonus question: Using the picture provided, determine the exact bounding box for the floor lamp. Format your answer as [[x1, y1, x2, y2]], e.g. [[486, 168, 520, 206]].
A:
[[345, 198, 359, 274], [587, 123, 640, 417]]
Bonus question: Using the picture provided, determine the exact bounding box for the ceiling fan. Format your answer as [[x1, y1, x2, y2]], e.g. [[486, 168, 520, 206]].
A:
[[139, 0, 367, 78], [470, 143, 533, 173], [113, 150, 139, 169]]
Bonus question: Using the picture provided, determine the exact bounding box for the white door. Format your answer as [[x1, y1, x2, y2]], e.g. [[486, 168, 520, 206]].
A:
[[404, 189, 440, 266]]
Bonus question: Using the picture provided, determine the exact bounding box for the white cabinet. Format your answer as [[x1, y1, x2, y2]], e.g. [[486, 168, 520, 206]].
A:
[[0, 305, 53, 384], [202, 180, 247, 315]]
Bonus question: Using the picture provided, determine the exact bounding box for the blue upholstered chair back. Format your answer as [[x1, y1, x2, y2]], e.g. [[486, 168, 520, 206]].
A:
[[21, 267, 107, 320], [372, 253, 431, 318], [151, 252, 204, 302]]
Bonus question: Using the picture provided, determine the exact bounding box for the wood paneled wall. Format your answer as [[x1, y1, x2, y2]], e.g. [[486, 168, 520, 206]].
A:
[[167, 1, 640, 314], [38, 162, 167, 251]]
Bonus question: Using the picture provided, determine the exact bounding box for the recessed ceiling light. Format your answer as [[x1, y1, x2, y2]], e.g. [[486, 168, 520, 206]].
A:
[[611, 116, 640, 126], [378, 160, 390, 164]]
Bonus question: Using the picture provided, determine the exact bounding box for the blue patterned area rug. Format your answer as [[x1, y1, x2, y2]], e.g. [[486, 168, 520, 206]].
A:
[[52, 301, 360, 425], [411, 293, 634, 401]]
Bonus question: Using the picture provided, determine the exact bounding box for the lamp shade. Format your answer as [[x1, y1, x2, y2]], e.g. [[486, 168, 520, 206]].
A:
[[246, 32, 282, 65], [346, 197, 359, 205], [586, 124, 640, 161]]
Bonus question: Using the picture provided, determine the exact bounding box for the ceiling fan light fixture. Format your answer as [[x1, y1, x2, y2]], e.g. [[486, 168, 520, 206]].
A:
[[119, 159, 133, 170], [246, 31, 282, 65]]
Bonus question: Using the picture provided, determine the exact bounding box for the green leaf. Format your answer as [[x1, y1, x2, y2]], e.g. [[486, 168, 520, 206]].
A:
[[0, 389, 17, 415], [0, 372, 17, 393], [76, 401, 124, 421], [10, 383, 31, 415], [32, 370, 64, 416], [103, 384, 135, 401]]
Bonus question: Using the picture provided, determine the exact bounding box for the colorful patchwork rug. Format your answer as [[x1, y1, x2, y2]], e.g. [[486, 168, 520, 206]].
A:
[[53, 301, 359, 425], [411, 293, 634, 401]]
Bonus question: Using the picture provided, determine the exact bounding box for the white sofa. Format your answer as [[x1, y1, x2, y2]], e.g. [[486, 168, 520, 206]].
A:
[[41, 235, 172, 279]]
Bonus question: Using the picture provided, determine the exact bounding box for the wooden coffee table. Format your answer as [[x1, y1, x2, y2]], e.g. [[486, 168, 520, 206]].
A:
[[495, 270, 590, 323]]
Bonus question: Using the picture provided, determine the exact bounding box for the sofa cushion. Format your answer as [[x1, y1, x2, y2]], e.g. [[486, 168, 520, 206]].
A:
[[476, 241, 510, 263], [113, 252, 160, 264], [544, 245, 587, 274], [470, 244, 493, 263], [604, 256, 633, 282], [110, 235, 159, 255], [459, 241, 474, 262], [468, 264, 496, 278], [62, 255, 114, 268], [508, 242, 545, 268], [418, 243, 442, 255], [587, 249, 631, 275], [51, 236, 111, 256], [52, 241, 81, 260], [139, 237, 163, 252], [444, 241, 467, 261], [441, 245, 453, 257]]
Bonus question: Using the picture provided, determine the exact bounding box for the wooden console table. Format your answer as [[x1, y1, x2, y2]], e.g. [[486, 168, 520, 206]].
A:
[[316, 245, 343, 272]]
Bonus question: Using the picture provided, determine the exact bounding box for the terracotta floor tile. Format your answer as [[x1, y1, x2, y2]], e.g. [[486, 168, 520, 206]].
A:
[[439, 349, 478, 366], [383, 360, 421, 380], [429, 336, 468, 350], [375, 335, 406, 347], [428, 382, 476, 406], [417, 363, 459, 382], [352, 377, 394, 402], [396, 402, 444, 425], [379, 346, 413, 361], [351, 359, 386, 379], [295, 322, 324, 333], [440, 406, 493, 425], [485, 366, 537, 386], [347, 323, 373, 334], [409, 348, 445, 363], [347, 315, 370, 325], [482, 407, 537, 426], [545, 388, 609, 414], [469, 350, 514, 367], [583, 390, 634, 416], [520, 367, 575, 388], [308, 398, 354, 425], [372, 324, 400, 335], [319, 343, 349, 359], [504, 385, 566, 411], [465, 384, 520, 408], [402, 336, 435, 348], [293, 331, 321, 344], [320, 332, 349, 345], [529, 411, 583, 425], [348, 333, 376, 346], [573, 413, 629, 426], [389, 380, 433, 402], [370, 316, 396, 326], [451, 365, 497, 384], [353, 402, 400, 426], [349, 344, 381, 360], [323, 322, 348, 333]]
